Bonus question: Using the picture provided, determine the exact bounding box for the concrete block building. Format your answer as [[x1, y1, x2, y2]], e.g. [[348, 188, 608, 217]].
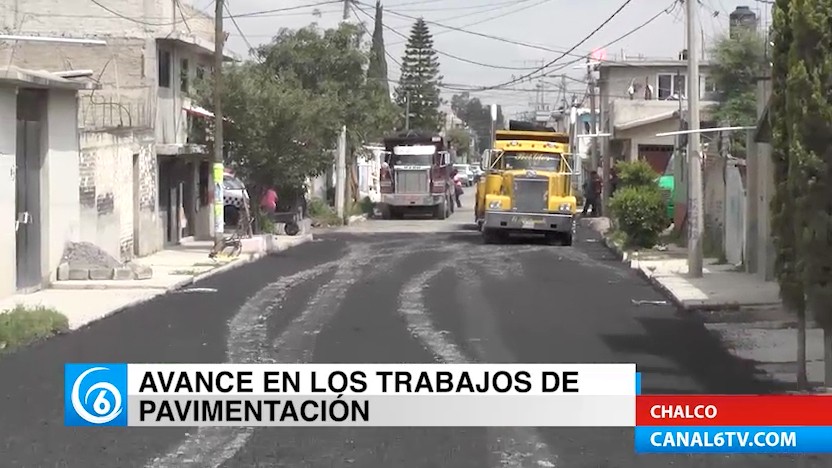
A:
[[0, 0, 232, 266]]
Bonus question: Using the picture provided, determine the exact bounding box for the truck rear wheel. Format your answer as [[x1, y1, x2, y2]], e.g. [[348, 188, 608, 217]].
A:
[[435, 199, 448, 220]]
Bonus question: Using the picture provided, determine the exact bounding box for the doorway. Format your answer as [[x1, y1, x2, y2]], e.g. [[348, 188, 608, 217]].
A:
[[15, 89, 45, 292]]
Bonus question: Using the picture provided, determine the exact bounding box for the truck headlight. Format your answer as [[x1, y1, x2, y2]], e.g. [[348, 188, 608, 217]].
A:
[[488, 200, 502, 209], [558, 203, 571, 212]]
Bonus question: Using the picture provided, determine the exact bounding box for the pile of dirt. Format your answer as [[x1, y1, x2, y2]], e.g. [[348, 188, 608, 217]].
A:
[[60, 242, 122, 269]]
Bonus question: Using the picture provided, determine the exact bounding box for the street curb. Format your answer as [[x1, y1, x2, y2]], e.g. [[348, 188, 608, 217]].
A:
[[601, 234, 769, 312], [66, 234, 313, 333]]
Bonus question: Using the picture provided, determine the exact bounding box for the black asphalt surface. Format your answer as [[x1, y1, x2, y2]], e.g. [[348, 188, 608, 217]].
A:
[[0, 223, 828, 467]]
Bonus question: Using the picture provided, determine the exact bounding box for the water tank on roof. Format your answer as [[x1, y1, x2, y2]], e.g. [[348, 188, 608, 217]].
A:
[[729, 6, 757, 37]]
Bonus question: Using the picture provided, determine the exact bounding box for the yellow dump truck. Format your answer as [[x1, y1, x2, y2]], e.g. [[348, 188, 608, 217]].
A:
[[474, 121, 577, 245]]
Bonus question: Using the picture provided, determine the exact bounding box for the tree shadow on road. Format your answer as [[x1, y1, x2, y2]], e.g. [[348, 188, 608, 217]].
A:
[[600, 315, 793, 394]]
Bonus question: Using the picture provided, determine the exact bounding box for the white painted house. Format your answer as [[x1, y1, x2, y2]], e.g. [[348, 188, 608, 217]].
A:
[[0, 66, 94, 297]]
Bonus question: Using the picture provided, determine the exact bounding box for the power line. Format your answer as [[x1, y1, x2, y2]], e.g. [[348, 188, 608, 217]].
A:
[[225, 1, 256, 58], [352, 3, 540, 71], [385, 0, 553, 46], [461, 0, 635, 91], [440, 0, 682, 92]]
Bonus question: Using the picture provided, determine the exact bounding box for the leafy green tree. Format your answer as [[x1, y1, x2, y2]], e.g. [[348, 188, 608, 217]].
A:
[[367, 0, 389, 98], [445, 127, 471, 160], [451, 92, 504, 150], [394, 18, 443, 132], [202, 63, 340, 197], [769, 0, 808, 389], [784, 0, 832, 387], [255, 23, 397, 204], [709, 29, 766, 155]]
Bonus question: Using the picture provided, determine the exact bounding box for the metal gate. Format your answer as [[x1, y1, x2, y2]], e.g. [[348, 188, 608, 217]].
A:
[[15, 120, 42, 291]]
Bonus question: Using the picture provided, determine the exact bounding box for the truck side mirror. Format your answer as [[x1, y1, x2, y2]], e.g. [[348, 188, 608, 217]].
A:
[[481, 150, 491, 171]]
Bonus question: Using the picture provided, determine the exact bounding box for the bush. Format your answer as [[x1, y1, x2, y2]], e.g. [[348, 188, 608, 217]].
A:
[[609, 186, 668, 249], [0, 305, 69, 353], [615, 160, 659, 189]]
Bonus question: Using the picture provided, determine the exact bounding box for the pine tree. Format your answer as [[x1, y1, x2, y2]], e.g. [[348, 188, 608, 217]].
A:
[[367, 1, 389, 97], [769, 0, 807, 389], [394, 18, 443, 132], [785, 0, 832, 386]]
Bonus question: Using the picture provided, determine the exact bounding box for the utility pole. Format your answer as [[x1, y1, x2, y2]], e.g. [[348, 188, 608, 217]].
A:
[[213, 0, 225, 244], [343, 0, 351, 20], [686, 0, 704, 277], [587, 57, 598, 172], [336, 125, 347, 220]]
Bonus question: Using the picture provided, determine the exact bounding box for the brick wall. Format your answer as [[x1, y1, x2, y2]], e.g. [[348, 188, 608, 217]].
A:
[[78, 129, 159, 261]]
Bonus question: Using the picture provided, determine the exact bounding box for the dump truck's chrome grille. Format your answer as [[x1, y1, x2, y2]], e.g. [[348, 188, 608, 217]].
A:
[[395, 169, 429, 194], [513, 177, 548, 212]]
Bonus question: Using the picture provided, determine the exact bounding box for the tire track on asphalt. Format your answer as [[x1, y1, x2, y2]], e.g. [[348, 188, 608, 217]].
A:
[[456, 263, 558, 468], [398, 250, 558, 468], [148, 240, 454, 468], [145, 259, 343, 468]]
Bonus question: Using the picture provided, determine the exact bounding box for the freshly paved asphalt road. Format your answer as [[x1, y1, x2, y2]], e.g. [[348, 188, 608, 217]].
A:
[[0, 193, 828, 467]]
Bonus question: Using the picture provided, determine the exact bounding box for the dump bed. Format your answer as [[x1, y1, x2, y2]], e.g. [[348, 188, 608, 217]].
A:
[[383, 131, 446, 152]]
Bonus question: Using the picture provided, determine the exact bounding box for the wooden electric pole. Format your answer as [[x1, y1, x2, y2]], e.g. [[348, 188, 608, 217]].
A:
[[213, 0, 225, 243]]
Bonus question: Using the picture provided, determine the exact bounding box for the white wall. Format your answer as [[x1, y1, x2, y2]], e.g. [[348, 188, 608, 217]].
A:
[[0, 87, 17, 298], [43, 90, 81, 283], [155, 42, 213, 147]]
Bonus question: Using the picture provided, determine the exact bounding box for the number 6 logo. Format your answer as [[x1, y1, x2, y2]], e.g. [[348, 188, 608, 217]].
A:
[[70, 367, 123, 424]]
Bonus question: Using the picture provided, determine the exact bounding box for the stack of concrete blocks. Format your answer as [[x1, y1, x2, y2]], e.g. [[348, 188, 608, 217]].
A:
[[55, 242, 153, 281], [56, 261, 153, 281]]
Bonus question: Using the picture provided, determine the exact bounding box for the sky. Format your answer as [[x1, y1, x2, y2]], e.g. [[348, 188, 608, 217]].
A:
[[193, 0, 773, 117]]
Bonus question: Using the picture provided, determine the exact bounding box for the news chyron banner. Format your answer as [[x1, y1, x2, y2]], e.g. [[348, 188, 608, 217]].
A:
[[64, 363, 636, 427], [636, 395, 832, 453]]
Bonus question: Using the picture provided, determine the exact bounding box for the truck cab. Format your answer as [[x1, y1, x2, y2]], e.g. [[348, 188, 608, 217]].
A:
[[474, 122, 577, 245], [378, 132, 453, 220]]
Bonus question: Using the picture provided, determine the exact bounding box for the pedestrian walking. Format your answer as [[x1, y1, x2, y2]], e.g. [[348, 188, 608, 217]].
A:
[[581, 170, 602, 217], [452, 169, 463, 208]]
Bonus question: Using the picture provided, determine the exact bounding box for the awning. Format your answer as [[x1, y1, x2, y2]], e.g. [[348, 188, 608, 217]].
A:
[[183, 104, 234, 123], [184, 104, 214, 118], [614, 110, 679, 132]]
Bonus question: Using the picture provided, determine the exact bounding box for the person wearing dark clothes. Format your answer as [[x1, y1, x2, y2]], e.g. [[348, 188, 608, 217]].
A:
[[581, 171, 602, 217]]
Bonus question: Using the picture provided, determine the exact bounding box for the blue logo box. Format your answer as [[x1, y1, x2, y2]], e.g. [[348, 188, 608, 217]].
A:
[[64, 363, 128, 427]]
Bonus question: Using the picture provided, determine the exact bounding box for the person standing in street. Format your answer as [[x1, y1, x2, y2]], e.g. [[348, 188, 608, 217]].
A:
[[581, 170, 602, 217], [452, 169, 463, 208]]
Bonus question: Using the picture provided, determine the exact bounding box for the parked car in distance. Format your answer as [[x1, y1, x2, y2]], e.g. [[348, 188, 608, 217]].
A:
[[223, 172, 250, 227], [471, 166, 484, 183], [453, 164, 474, 186]]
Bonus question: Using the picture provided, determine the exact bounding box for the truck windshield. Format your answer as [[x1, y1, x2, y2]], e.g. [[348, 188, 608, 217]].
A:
[[390, 154, 433, 166], [503, 152, 560, 171]]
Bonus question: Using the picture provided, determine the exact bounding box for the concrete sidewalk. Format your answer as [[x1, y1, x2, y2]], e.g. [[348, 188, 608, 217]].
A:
[[0, 233, 312, 330], [587, 218, 826, 388]]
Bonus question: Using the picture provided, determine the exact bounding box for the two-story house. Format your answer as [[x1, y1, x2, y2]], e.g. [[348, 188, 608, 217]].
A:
[[598, 57, 719, 176], [0, 0, 235, 263]]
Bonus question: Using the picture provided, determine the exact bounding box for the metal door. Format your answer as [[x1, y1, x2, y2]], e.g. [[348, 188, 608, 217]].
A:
[[15, 120, 42, 291]]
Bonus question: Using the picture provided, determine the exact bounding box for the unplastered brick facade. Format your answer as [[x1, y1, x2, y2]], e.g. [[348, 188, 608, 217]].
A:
[[0, 0, 217, 258], [79, 130, 160, 261]]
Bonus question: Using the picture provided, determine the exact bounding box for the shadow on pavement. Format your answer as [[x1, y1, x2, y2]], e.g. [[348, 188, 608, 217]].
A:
[[600, 315, 793, 394]]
